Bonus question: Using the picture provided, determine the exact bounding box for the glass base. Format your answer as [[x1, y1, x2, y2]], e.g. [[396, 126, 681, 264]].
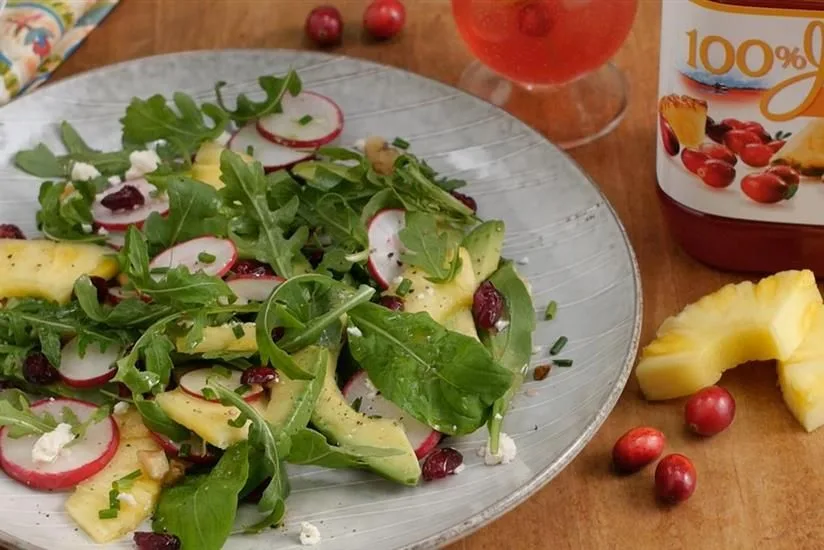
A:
[[457, 61, 629, 150]]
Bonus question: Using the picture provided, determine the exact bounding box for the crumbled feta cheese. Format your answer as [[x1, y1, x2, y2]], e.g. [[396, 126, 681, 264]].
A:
[[97, 226, 109, 236], [494, 413, 503, 420], [392, 275, 404, 285], [215, 131, 232, 146], [353, 138, 366, 151], [31, 423, 75, 464], [125, 149, 161, 180], [108, 175, 122, 186], [517, 257, 530, 266], [347, 326, 363, 338], [113, 402, 130, 415], [531, 346, 541, 354], [478, 433, 517, 466], [70, 161, 100, 182], [494, 319, 510, 332], [299, 521, 321, 546], [453, 463, 465, 474], [81, 223, 93, 234], [117, 492, 138, 507]]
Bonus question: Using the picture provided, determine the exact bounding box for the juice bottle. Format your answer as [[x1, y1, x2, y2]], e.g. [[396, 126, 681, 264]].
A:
[[657, 0, 824, 276]]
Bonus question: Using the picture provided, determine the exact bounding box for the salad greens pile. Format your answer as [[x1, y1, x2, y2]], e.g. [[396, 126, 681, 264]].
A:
[[0, 70, 537, 549]]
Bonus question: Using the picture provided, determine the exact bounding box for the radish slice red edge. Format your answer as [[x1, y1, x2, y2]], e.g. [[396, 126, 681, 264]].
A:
[[148, 431, 217, 465], [342, 370, 441, 459], [256, 91, 344, 149], [227, 275, 285, 304], [366, 208, 407, 289], [149, 236, 238, 278], [0, 398, 119, 491], [58, 337, 121, 389], [92, 178, 170, 231], [178, 367, 263, 403], [228, 125, 315, 173]]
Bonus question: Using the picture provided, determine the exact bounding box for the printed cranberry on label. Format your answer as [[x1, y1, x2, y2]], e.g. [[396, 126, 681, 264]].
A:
[[660, 116, 680, 156], [719, 117, 745, 130], [611, 426, 665, 474], [742, 121, 771, 143], [741, 173, 797, 204], [766, 165, 800, 186], [766, 139, 786, 153], [739, 143, 774, 168], [680, 148, 709, 174], [472, 281, 505, 330], [705, 117, 732, 144], [422, 447, 463, 481], [0, 224, 25, 240], [723, 129, 763, 155], [685, 385, 735, 436], [655, 454, 697, 504], [100, 184, 145, 212], [697, 160, 735, 189], [698, 143, 736, 166]]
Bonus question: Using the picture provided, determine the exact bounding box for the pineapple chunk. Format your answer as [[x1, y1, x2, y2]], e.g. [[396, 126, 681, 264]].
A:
[[443, 308, 480, 341], [175, 322, 257, 354], [190, 141, 253, 189], [66, 409, 162, 543], [0, 239, 118, 304], [637, 270, 821, 400], [779, 306, 824, 431], [155, 388, 266, 448]]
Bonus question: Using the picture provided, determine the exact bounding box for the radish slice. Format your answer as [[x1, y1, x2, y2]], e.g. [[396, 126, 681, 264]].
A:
[[178, 367, 264, 403], [58, 337, 121, 389], [366, 208, 407, 289], [227, 275, 285, 304], [104, 231, 126, 250], [228, 125, 314, 173], [0, 398, 119, 491], [149, 236, 237, 278], [149, 431, 217, 465], [106, 286, 150, 305], [92, 178, 170, 231], [256, 91, 344, 149], [343, 370, 441, 459]]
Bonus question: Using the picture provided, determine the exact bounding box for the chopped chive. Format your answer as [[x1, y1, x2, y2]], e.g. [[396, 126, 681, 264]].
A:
[[198, 251, 216, 264], [549, 336, 568, 356], [108, 489, 120, 510], [246, 145, 255, 156], [351, 397, 363, 413], [228, 414, 248, 428], [234, 384, 251, 396], [544, 301, 558, 321], [297, 114, 313, 126], [114, 469, 142, 491], [231, 324, 245, 339], [211, 365, 232, 378], [201, 387, 217, 401], [392, 137, 410, 149], [98, 508, 119, 520], [150, 266, 170, 275], [396, 278, 412, 296], [553, 359, 573, 367], [179, 443, 191, 458]]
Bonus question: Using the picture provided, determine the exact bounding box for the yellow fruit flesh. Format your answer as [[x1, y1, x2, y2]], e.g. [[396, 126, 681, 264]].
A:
[[65, 409, 162, 543], [637, 270, 821, 400], [176, 322, 257, 354], [779, 306, 824, 432], [0, 240, 118, 304], [190, 141, 253, 189]]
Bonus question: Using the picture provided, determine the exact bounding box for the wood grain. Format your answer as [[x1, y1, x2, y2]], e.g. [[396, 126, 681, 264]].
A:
[[42, 0, 819, 548]]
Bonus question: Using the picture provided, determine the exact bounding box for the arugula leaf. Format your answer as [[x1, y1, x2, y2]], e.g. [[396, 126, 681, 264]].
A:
[[347, 302, 513, 435], [214, 71, 302, 123], [37, 328, 62, 369], [210, 384, 288, 531], [300, 189, 368, 251], [287, 428, 402, 468], [114, 311, 180, 394], [0, 398, 57, 438], [74, 277, 173, 327], [292, 160, 366, 192], [392, 155, 476, 225], [15, 144, 65, 177], [399, 212, 462, 283], [220, 151, 308, 278], [121, 92, 228, 160], [133, 395, 191, 442], [153, 441, 249, 550], [36, 181, 105, 243], [66, 404, 113, 440], [481, 263, 535, 454]]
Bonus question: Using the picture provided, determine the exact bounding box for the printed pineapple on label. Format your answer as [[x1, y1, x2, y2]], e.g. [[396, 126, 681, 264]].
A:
[[636, 270, 821, 400], [779, 306, 824, 432]]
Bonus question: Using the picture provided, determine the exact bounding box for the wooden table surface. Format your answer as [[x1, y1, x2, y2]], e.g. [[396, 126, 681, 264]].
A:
[[45, 0, 821, 549]]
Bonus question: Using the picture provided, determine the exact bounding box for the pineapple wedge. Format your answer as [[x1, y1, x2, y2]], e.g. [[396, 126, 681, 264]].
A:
[[637, 270, 821, 400], [66, 409, 162, 543], [175, 322, 257, 354], [190, 141, 253, 190], [0, 239, 118, 304], [779, 306, 824, 431]]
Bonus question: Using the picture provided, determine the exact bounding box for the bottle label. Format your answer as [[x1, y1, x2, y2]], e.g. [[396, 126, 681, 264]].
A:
[[657, 0, 824, 223]]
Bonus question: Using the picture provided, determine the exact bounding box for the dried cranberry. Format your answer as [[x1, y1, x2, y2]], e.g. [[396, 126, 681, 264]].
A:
[[243, 478, 270, 503], [88, 276, 109, 302], [303, 247, 324, 268], [378, 295, 404, 311], [241, 366, 279, 386], [0, 224, 25, 240], [116, 382, 132, 398], [451, 191, 478, 214], [22, 352, 60, 385], [100, 185, 145, 211], [472, 281, 504, 330], [271, 327, 285, 342], [133, 532, 181, 550], [422, 447, 463, 481], [231, 260, 275, 278]]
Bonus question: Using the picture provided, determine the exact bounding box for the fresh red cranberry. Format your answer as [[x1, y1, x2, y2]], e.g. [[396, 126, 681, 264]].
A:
[[0, 224, 25, 240], [378, 295, 405, 311], [100, 185, 145, 211], [422, 447, 463, 481], [241, 366, 279, 386], [305, 5, 343, 46], [88, 276, 109, 302], [22, 352, 60, 385], [451, 191, 478, 213], [133, 532, 181, 550], [363, 0, 406, 40], [231, 260, 275, 278], [472, 281, 505, 330]]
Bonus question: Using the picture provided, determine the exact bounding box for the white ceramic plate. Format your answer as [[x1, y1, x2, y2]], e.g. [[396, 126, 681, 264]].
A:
[[0, 50, 641, 550]]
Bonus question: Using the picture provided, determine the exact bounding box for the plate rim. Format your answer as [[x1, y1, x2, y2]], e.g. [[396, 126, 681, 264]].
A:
[[0, 49, 643, 550]]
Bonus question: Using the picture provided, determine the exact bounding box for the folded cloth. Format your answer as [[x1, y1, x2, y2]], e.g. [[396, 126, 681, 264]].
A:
[[0, 0, 119, 104]]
